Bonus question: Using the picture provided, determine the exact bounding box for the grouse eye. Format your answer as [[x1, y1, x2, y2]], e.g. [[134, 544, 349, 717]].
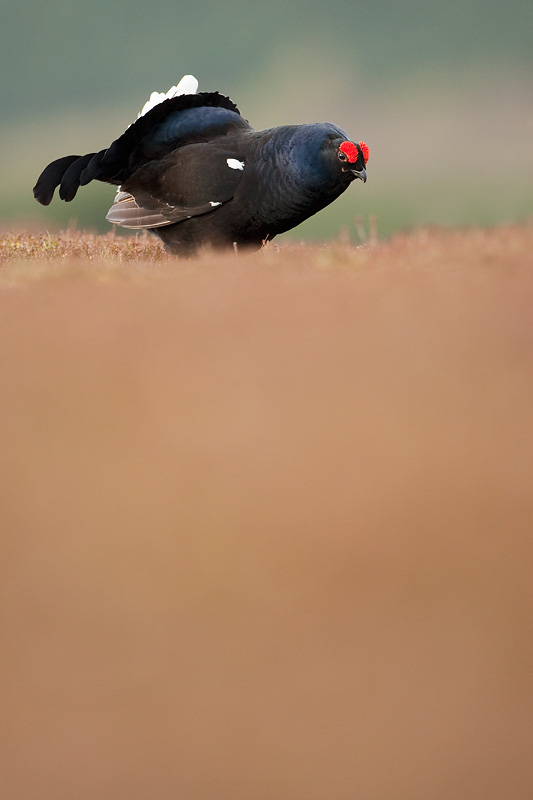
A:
[[338, 150, 348, 162]]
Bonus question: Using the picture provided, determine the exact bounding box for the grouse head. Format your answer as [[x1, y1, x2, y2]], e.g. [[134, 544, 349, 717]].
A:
[[285, 125, 369, 200], [337, 140, 369, 183]]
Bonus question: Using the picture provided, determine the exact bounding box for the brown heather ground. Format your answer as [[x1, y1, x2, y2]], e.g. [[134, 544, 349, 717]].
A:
[[1, 224, 533, 799]]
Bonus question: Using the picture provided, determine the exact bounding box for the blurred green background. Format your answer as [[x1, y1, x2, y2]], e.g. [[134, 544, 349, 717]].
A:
[[1, 0, 531, 242]]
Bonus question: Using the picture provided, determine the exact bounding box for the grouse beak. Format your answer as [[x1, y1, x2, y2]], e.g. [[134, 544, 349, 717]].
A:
[[351, 167, 367, 183]]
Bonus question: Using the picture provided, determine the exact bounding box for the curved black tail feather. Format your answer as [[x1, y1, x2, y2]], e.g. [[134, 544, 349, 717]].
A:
[[58, 153, 99, 201], [33, 155, 83, 205]]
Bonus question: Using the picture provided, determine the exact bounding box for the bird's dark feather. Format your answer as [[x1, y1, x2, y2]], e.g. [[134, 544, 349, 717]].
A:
[[82, 92, 249, 186], [33, 155, 84, 205], [59, 153, 99, 201]]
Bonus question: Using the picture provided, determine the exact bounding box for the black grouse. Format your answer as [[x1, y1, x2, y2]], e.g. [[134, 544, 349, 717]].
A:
[[34, 75, 369, 255]]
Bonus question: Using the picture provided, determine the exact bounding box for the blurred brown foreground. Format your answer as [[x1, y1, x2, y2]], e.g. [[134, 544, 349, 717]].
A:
[[1, 226, 533, 799]]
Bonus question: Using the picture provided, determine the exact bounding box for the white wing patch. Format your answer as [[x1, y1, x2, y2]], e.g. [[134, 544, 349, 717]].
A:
[[137, 74, 199, 119], [227, 158, 245, 171]]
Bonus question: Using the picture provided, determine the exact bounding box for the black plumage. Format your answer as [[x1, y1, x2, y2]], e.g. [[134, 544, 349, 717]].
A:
[[34, 77, 368, 255]]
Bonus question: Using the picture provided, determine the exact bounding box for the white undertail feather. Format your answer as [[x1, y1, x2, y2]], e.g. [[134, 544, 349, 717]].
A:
[[137, 74, 199, 118]]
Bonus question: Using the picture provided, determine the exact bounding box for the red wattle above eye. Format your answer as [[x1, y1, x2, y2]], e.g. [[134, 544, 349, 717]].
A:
[[339, 141, 358, 163]]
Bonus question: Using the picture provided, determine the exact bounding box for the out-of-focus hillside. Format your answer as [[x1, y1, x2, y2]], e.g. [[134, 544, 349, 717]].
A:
[[1, 0, 531, 238]]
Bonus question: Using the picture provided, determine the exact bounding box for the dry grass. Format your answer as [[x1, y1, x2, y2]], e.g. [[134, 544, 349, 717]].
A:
[[1, 224, 533, 799], [0, 222, 531, 276], [0, 228, 170, 266]]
